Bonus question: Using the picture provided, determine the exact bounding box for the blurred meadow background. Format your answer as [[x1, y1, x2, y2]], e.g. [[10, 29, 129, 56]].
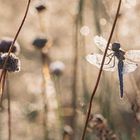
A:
[[0, 0, 140, 140]]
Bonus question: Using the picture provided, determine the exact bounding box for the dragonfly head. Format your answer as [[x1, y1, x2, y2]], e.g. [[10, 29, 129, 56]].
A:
[[112, 43, 120, 51]]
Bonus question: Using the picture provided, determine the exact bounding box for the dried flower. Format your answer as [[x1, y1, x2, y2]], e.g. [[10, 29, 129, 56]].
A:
[[0, 53, 20, 72], [0, 37, 20, 55], [27, 110, 39, 122], [49, 61, 65, 76], [35, 4, 46, 12], [63, 125, 73, 135], [80, 26, 90, 36], [32, 37, 48, 49], [88, 114, 118, 140]]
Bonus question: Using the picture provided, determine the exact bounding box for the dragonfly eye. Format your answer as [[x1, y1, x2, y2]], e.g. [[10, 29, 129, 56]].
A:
[[112, 43, 120, 51]]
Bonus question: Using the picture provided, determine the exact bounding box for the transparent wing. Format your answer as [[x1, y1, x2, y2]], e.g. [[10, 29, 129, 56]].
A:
[[123, 59, 138, 74], [86, 53, 118, 71], [125, 50, 140, 62], [94, 35, 112, 54]]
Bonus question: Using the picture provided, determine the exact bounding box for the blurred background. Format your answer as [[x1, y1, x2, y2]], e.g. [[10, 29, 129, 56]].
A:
[[0, 0, 140, 140]]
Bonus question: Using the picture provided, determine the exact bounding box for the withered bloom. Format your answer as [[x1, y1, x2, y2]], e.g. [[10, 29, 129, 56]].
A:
[[32, 37, 48, 49], [0, 37, 20, 55], [49, 61, 65, 76], [0, 53, 20, 72], [35, 4, 46, 12]]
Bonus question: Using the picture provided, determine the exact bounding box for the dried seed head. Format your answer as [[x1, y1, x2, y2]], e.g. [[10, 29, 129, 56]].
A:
[[88, 114, 107, 130], [63, 125, 73, 135], [88, 114, 118, 139], [0, 37, 20, 55], [80, 26, 90, 36], [32, 37, 48, 49], [0, 53, 20, 72], [49, 61, 65, 76], [35, 4, 46, 12], [131, 102, 139, 112]]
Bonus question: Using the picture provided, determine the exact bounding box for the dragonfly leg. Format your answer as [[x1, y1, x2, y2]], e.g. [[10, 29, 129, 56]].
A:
[[104, 53, 114, 65], [106, 52, 114, 57], [108, 47, 112, 51], [107, 55, 116, 68]]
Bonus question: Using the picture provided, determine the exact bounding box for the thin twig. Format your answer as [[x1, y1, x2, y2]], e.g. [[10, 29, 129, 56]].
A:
[[0, 0, 31, 84], [7, 74, 11, 140], [80, 0, 122, 140], [71, 0, 84, 138], [41, 53, 49, 140], [0, 70, 7, 107], [0, 70, 5, 87]]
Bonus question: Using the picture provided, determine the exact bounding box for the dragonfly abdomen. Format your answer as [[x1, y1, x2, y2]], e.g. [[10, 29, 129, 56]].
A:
[[118, 61, 124, 98]]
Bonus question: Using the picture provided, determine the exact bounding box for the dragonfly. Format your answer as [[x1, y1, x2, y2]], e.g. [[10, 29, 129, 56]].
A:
[[86, 35, 140, 98]]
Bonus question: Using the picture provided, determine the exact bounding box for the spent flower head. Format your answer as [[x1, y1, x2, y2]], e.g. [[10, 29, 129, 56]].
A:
[[80, 26, 90, 36], [63, 125, 73, 135], [0, 53, 20, 72], [32, 37, 48, 49], [35, 3, 46, 13], [49, 61, 65, 76], [88, 114, 118, 140], [0, 37, 20, 55]]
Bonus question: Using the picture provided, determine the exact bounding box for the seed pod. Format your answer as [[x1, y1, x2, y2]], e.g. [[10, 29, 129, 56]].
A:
[[32, 37, 48, 49], [63, 125, 73, 135], [0, 53, 20, 72], [35, 4, 46, 13], [49, 61, 65, 76], [0, 37, 20, 55]]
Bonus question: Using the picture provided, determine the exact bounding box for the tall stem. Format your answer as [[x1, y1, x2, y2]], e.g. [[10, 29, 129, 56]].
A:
[[7, 74, 11, 140]]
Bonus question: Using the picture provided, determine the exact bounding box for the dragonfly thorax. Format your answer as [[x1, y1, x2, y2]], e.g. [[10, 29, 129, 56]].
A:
[[112, 42, 120, 51], [112, 43, 125, 60], [114, 51, 125, 60]]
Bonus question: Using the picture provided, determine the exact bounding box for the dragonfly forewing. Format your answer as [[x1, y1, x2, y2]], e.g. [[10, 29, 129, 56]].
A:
[[125, 50, 140, 62], [86, 53, 118, 71], [94, 35, 112, 54]]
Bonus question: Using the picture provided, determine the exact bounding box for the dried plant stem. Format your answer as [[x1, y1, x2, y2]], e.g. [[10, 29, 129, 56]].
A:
[[37, 6, 49, 139], [76, 0, 89, 102], [0, 71, 4, 86], [41, 86, 48, 140], [92, 0, 101, 34], [53, 76, 64, 139], [7, 74, 11, 140], [8, 95, 11, 140], [0, 0, 31, 84], [70, 1, 85, 139], [80, 0, 122, 140], [41, 53, 49, 140], [71, 7, 79, 140], [0, 70, 7, 106]]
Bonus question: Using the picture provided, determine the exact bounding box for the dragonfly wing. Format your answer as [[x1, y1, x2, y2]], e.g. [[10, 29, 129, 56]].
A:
[[125, 50, 140, 62], [123, 59, 138, 74], [94, 35, 112, 53], [86, 53, 117, 71]]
